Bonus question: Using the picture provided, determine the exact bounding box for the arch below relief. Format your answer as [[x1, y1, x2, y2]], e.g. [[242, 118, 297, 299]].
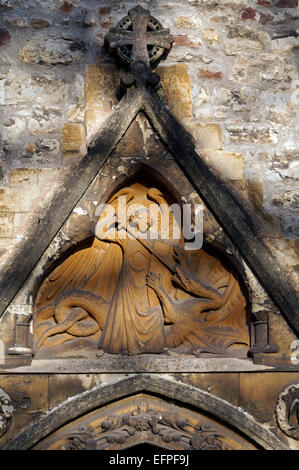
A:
[[3, 375, 287, 450]]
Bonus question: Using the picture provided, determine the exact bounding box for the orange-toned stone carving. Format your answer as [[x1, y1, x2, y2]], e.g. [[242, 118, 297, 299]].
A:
[[34, 183, 249, 358], [33, 394, 257, 450]]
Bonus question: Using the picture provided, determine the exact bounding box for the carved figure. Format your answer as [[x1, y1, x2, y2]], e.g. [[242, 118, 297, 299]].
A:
[[34, 183, 249, 357]]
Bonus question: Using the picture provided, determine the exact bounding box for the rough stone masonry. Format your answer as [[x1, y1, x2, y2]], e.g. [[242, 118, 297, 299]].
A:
[[0, 0, 298, 452], [0, 0, 298, 280]]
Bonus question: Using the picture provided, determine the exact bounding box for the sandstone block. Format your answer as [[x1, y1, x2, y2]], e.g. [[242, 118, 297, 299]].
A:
[[19, 37, 85, 65], [202, 28, 219, 44], [3, 74, 67, 105], [10, 168, 38, 187], [202, 150, 245, 180], [227, 123, 278, 144], [38, 169, 62, 189], [85, 64, 120, 141], [61, 122, 86, 157], [0, 187, 43, 212], [36, 138, 59, 157], [270, 37, 299, 53], [23, 142, 36, 158], [67, 105, 85, 123], [158, 64, 192, 124], [2, 118, 26, 141], [173, 35, 201, 48], [0, 212, 14, 237], [31, 18, 52, 29], [174, 16, 201, 29], [194, 123, 222, 150]]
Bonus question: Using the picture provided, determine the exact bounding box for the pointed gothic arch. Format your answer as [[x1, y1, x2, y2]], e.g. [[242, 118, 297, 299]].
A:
[[3, 375, 287, 450]]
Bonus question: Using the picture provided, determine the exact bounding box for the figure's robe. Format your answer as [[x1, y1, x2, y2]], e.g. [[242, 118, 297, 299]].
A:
[[98, 237, 172, 355]]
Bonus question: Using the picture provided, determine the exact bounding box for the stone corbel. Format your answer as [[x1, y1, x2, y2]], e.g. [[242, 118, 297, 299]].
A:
[[249, 310, 279, 356], [6, 313, 32, 357]]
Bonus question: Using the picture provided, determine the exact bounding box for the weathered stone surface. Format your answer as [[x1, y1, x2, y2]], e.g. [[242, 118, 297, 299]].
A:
[[35, 138, 59, 158], [271, 37, 299, 53], [61, 123, 86, 158], [202, 28, 219, 44], [0, 28, 10, 46], [31, 18, 51, 29], [22, 142, 36, 158], [174, 16, 201, 29], [158, 64, 192, 125], [198, 68, 223, 79], [28, 106, 61, 135], [275, 0, 298, 7], [194, 123, 222, 150], [37, 169, 62, 189], [10, 168, 38, 187], [19, 36, 86, 65], [173, 35, 201, 47], [241, 8, 257, 20], [201, 150, 245, 180], [0, 187, 43, 212], [48, 375, 102, 410], [0, 375, 49, 413], [226, 122, 278, 144], [3, 74, 67, 105], [239, 373, 299, 423], [85, 64, 119, 141], [67, 105, 85, 123], [3, 15, 29, 28], [0, 212, 14, 237], [2, 117, 26, 141], [60, 1, 74, 13]]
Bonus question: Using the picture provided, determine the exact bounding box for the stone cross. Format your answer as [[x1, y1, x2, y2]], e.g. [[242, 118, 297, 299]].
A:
[[106, 5, 173, 66]]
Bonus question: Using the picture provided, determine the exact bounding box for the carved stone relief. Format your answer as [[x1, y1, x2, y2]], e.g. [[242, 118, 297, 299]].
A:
[[33, 182, 249, 359], [0, 388, 14, 439], [276, 384, 299, 440], [33, 394, 257, 450]]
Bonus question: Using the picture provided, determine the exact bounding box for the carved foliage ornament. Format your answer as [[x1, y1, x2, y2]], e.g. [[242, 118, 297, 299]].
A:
[[33, 395, 256, 450], [0, 388, 14, 438], [33, 183, 249, 358], [276, 384, 299, 440]]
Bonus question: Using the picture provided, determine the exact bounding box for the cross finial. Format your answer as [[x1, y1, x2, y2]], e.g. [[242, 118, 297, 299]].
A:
[[105, 5, 173, 68]]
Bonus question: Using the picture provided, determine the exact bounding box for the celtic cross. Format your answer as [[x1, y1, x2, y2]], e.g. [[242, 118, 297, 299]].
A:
[[105, 5, 173, 67]]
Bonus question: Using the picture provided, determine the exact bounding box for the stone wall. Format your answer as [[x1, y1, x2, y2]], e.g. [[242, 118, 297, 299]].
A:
[[0, 0, 298, 277], [0, 0, 299, 452]]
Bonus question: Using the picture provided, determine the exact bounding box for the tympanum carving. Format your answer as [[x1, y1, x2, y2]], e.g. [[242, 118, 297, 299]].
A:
[[34, 182, 249, 358], [33, 395, 256, 450]]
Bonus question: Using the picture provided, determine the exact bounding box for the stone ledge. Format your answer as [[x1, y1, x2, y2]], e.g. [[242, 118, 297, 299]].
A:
[[0, 356, 273, 373]]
